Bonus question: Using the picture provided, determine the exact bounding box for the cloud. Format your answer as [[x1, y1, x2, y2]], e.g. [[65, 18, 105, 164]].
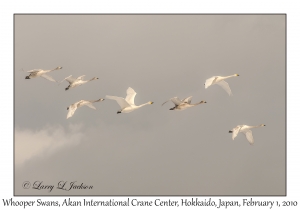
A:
[[15, 124, 83, 167]]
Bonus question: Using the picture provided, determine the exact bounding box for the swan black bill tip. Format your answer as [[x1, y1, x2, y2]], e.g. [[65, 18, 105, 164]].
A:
[[25, 76, 30, 79], [67, 107, 69, 110], [65, 88, 69, 91], [229, 130, 233, 133], [117, 111, 121, 114]]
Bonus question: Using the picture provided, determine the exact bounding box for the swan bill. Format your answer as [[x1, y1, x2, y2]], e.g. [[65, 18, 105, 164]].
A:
[[117, 111, 121, 114], [229, 130, 233, 133], [25, 76, 30, 79]]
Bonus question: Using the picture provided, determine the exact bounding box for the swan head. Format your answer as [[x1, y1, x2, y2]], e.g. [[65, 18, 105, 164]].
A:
[[65, 87, 69, 91], [169, 107, 175, 110], [149, 101, 154, 104], [117, 111, 121, 114], [56, 66, 62, 70], [235, 74, 239, 76], [202, 101, 207, 103], [261, 124, 266, 126], [25, 76, 30, 79], [229, 130, 233, 133], [67, 107, 69, 110]]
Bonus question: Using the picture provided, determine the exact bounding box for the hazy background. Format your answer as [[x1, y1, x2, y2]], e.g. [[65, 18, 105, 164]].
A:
[[14, 15, 285, 195]]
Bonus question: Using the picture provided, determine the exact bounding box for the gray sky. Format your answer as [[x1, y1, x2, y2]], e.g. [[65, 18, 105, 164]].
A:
[[15, 15, 285, 195]]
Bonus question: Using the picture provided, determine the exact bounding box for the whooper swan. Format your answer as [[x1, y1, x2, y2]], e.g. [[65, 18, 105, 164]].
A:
[[229, 124, 266, 145], [204, 74, 239, 96], [106, 87, 153, 114], [24, 66, 62, 82], [67, 98, 104, 119], [60, 75, 99, 90], [162, 96, 206, 111]]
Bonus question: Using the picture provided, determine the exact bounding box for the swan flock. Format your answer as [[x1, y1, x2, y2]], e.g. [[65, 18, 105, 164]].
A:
[[23, 67, 266, 145]]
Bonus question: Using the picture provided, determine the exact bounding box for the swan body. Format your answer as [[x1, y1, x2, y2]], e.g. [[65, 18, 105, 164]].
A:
[[60, 75, 99, 90], [24, 66, 62, 82], [162, 96, 206, 111], [67, 98, 104, 119], [204, 74, 239, 96], [229, 124, 266, 145], [106, 87, 153, 114]]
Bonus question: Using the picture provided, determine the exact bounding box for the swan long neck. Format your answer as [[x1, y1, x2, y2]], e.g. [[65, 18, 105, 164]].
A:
[[48, 67, 61, 73], [88, 77, 98, 82], [192, 101, 206, 106], [135, 101, 153, 108], [248, 124, 265, 129], [223, 75, 237, 80], [92, 98, 104, 103], [137, 102, 150, 108]]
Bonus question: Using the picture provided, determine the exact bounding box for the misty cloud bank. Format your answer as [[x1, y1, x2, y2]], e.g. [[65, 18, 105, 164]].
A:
[[15, 124, 83, 167]]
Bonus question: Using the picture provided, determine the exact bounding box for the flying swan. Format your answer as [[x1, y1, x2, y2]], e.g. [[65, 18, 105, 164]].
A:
[[162, 96, 206, 111], [60, 75, 99, 90], [24, 66, 62, 82], [106, 87, 154, 114], [204, 74, 239, 96], [67, 98, 105, 119], [229, 124, 266, 145]]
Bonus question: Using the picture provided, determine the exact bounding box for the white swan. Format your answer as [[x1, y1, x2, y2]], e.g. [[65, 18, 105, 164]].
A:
[[204, 74, 239, 96], [24, 66, 62, 82], [162, 96, 206, 111], [67, 98, 105, 119], [106, 87, 153, 114], [229, 124, 266, 145], [60, 75, 99, 90]]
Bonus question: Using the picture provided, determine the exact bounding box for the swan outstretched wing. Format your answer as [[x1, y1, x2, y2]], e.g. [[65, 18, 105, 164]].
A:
[[106, 95, 130, 109], [59, 75, 76, 84], [85, 103, 96, 110], [41, 74, 57, 82], [77, 100, 96, 110], [66, 76, 76, 83], [232, 125, 242, 140], [182, 96, 193, 104], [125, 87, 137, 105], [76, 75, 86, 81], [161, 99, 171, 106], [67, 104, 77, 119], [216, 80, 232, 96], [171, 97, 183, 106], [205, 76, 217, 89], [27, 69, 41, 73], [242, 130, 254, 145]]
